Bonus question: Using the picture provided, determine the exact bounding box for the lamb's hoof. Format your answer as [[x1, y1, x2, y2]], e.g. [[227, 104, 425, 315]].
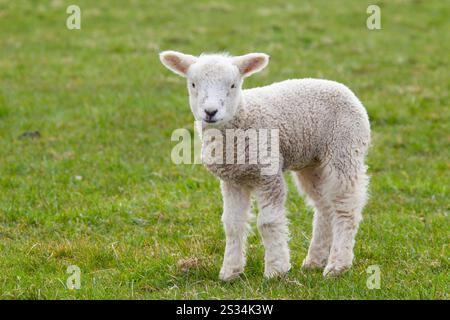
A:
[[264, 262, 291, 279], [323, 262, 351, 277], [219, 266, 244, 281], [301, 258, 327, 270]]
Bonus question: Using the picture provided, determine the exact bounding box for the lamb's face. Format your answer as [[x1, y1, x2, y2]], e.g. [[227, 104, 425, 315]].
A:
[[186, 57, 242, 124], [160, 51, 269, 125]]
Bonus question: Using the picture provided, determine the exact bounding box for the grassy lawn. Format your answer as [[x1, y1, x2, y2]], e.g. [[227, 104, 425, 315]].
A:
[[0, 0, 448, 299]]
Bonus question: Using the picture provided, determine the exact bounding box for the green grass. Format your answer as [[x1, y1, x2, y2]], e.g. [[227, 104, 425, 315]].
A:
[[0, 0, 448, 299]]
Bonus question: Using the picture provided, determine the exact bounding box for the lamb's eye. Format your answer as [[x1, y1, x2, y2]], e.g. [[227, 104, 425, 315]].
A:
[[231, 84, 235, 89], [192, 83, 195, 88]]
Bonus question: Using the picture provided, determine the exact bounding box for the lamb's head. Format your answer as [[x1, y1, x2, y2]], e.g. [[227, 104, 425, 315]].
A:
[[159, 51, 269, 125]]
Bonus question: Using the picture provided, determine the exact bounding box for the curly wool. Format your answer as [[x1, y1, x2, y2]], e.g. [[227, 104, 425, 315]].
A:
[[202, 78, 370, 184]]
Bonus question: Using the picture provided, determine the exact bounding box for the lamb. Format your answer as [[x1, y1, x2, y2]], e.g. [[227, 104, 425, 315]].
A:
[[159, 51, 371, 281]]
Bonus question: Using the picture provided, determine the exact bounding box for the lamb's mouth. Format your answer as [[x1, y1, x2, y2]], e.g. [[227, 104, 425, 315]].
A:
[[203, 117, 221, 124]]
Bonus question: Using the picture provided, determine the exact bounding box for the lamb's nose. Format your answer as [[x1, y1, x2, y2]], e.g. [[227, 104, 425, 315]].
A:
[[205, 109, 218, 117]]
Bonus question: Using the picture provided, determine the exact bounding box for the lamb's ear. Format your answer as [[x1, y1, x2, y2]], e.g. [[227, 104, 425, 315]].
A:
[[232, 53, 270, 78], [159, 51, 198, 77]]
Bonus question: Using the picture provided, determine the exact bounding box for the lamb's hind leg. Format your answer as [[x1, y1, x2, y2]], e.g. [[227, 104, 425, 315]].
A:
[[323, 169, 369, 277], [256, 175, 291, 278], [293, 167, 333, 269]]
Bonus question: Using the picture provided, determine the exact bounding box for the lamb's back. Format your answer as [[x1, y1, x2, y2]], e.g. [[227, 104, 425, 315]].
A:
[[242, 79, 370, 170], [243, 78, 367, 119]]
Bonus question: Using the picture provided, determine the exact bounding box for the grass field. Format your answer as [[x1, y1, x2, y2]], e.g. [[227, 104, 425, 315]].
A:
[[0, 0, 448, 299]]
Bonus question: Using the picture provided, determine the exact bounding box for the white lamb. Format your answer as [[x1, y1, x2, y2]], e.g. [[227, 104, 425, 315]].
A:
[[160, 51, 371, 281]]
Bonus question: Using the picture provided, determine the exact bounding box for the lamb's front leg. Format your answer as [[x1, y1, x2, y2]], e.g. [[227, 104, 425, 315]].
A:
[[256, 176, 291, 278], [219, 181, 252, 281]]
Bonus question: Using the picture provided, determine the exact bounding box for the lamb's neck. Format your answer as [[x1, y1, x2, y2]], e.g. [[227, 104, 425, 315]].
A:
[[224, 97, 248, 129]]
